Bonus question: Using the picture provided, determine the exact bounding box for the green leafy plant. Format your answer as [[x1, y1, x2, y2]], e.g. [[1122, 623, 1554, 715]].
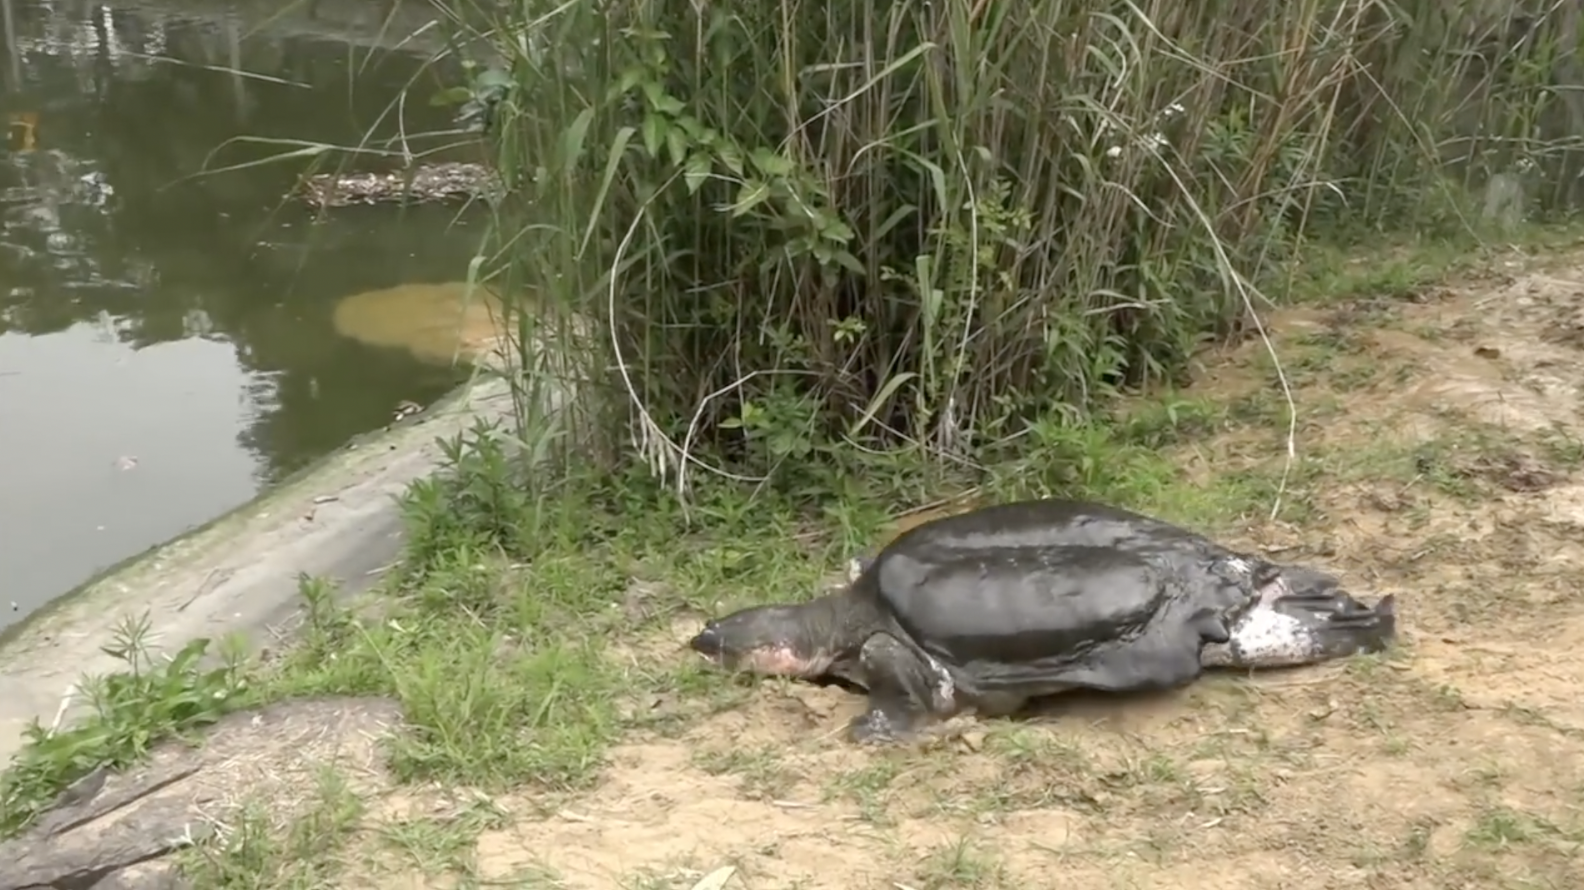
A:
[[0, 615, 252, 838]]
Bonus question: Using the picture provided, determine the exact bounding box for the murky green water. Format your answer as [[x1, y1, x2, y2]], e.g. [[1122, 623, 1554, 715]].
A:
[[0, 0, 482, 629]]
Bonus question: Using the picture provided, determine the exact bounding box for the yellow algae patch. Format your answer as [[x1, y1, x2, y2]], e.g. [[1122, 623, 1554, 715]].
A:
[[331, 282, 520, 367]]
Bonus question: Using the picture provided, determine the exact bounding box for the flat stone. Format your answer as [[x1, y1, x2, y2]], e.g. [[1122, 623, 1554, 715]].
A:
[[0, 799, 208, 890], [87, 862, 193, 890], [0, 696, 403, 890]]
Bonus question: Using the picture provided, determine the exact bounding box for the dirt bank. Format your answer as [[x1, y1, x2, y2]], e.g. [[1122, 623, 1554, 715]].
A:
[[0, 375, 513, 763], [452, 253, 1584, 888], [293, 247, 1584, 888], [14, 245, 1584, 890]]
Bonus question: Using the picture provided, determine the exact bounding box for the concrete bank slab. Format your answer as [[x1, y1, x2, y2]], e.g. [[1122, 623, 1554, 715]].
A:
[[0, 375, 515, 763]]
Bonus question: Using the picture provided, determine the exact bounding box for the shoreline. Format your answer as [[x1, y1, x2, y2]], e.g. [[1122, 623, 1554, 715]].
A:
[[0, 371, 514, 762]]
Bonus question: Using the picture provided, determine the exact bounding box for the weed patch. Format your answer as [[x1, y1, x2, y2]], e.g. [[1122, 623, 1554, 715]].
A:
[[176, 768, 365, 889], [0, 624, 253, 837]]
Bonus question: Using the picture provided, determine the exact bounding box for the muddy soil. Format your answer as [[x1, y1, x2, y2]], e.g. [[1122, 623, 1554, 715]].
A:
[[217, 250, 1584, 888]]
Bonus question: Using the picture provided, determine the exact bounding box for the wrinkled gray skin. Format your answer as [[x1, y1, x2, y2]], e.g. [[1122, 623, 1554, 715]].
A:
[[688, 499, 1397, 745]]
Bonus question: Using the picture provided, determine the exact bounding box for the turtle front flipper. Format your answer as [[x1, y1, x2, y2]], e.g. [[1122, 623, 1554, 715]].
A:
[[846, 634, 957, 745]]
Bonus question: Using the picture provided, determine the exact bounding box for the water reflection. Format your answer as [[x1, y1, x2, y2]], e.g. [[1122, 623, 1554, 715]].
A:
[[0, 324, 262, 618], [0, 0, 480, 626]]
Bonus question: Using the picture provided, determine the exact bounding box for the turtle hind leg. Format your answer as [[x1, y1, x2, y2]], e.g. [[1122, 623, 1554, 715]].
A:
[[846, 634, 956, 746]]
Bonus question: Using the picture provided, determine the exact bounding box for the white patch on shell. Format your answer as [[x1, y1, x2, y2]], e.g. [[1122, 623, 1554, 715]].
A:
[[1220, 555, 1255, 577], [1200, 587, 1321, 670], [1256, 574, 1292, 606], [846, 557, 867, 584], [922, 651, 956, 710]]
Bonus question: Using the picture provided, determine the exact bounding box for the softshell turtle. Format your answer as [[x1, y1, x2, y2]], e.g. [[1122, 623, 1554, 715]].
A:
[[688, 498, 1397, 744]]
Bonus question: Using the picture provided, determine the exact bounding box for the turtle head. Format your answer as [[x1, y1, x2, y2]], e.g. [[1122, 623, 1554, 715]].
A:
[[688, 602, 841, 679]]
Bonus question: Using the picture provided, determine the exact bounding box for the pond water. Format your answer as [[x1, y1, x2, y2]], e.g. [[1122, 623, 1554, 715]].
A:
[[0, 0, 483, 630]]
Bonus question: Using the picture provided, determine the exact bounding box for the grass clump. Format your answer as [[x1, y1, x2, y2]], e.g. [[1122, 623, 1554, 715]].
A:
[[176, 768, 366, 889], [429, 0, 1582, 491], [266, 442, 638, 792]]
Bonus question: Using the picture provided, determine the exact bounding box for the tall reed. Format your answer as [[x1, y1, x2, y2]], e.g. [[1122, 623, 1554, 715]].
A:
[[432, 0, 1581, 490]]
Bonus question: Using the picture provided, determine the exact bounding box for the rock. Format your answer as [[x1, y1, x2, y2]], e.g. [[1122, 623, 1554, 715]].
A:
[[87, 862, 193, 889], [0, 696, 404, 890], [48, 767, 108, 813], [294, 161, 503, 208], [0, 793, 208, 889]]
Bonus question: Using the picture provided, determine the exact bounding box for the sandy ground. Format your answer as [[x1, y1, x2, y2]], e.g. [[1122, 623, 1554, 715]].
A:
[[146, 248, 1584, 888]]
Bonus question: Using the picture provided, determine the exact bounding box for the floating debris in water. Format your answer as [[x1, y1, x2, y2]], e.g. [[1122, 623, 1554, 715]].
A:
[[7, 111, 38, 153], [294, 161, 503, 208]]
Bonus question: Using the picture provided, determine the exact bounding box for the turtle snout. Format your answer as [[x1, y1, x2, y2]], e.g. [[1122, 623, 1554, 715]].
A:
[[689, 622, 725, 658]]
